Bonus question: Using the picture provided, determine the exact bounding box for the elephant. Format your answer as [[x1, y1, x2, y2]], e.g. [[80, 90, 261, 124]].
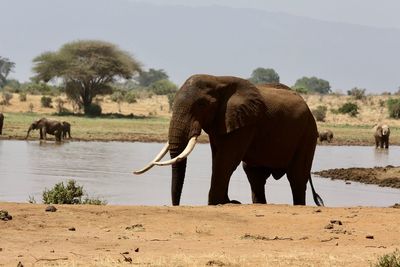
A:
[[318, 129, 333, 143], [26, 118, 63, 141], [135, 74, 324, 207], [0, 113, 3, 135], [374, 124, 390, 149], [61, 121, 71, 139]]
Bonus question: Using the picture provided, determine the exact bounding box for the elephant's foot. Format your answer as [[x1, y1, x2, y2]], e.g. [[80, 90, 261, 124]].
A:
[[229, 199, 241, 204]]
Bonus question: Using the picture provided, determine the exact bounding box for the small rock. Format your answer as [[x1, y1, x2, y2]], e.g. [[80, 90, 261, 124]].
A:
[[68, 227, 76, 231], [345, 181, 351, 185], [313, 209, 322, 213], [45, 206, 57, 212], [121, 251, 129, 255], [17, 262, 24, 267], [366, 235, 374, 239], [134, 248, 139, 252], [330, 220, 343, 225], [0, 210, 12, 221], [0, 248, 2, 252], [324, 223, 334, 229]]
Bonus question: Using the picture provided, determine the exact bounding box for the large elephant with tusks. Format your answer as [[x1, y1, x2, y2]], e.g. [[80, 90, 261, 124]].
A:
[[135, 74, 324, 206]]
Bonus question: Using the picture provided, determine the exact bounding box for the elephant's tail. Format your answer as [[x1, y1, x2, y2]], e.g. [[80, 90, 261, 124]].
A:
[[309, 176, 324, 206]]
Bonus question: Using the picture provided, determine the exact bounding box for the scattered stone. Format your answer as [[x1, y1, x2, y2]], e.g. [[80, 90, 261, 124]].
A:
[[126, 224, 145, 232], [17, 262, 24, 267], [320, 237, 339, 242], [366, 235, 374, 239], [206, 260, 225, 266], [324, 224, 334, 229], [45, 206, 57, 212], [313, 209, 322, 213], [0, 248, 2, 252], [255, 214, 264, 217], [121, 251, 129, 255], [0, 210, 12, 221], [345, 181, 351, 185], [134, 248, 139, 252], [330, 220, 343, 225], [120, 253, 132, 263], [68, 227, 76, 231], [241, 234, 293, 241]]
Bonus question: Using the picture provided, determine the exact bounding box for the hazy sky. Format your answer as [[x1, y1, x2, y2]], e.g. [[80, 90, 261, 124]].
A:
[[129, 0, 400, 29]]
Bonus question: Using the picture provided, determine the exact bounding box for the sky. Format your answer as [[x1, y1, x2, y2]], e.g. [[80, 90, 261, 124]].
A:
[[128, 0, 400, 29], [2, 0, 400, 92]]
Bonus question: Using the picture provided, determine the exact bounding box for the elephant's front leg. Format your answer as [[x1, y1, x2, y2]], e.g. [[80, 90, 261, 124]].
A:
[[208, 129, 255, 205], [242, 163, 269, 204]]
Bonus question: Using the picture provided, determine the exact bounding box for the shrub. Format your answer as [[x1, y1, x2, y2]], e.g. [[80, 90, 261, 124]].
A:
[[19, 92, 27, 102], [149, 79, 178, 95], [1, 91, 13, 105], [54, 98, 65, 113], [373, 249, 400, 267], [84, 103, 102, 117], [125, 91, 137, 104], [387, 98, 400, 119], [338, 102, 359, 117], [294, 87, 308, 94], [41, 96, 53, 108], [28, 103, 34, 112], [167, 92, 176, 112], [347, 87, 366, 100], [42, 179, 106, 205], [312, 105, 327, 122]]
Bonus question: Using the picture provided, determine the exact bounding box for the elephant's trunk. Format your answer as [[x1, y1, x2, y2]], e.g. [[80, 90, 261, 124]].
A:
[[25, 125, 33, 139], [168, 109, 201, 206]]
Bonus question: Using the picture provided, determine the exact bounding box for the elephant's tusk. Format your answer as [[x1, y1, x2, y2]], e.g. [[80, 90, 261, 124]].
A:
[[133, 143, 169, 174], [153, 136, 198, 166]]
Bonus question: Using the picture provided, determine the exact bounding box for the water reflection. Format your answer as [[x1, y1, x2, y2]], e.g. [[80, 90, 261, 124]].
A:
[[0, 140, 398, 206]]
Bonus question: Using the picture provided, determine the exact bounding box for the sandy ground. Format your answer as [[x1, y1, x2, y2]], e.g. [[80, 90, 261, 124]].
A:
[[0, 203, 399, 267]]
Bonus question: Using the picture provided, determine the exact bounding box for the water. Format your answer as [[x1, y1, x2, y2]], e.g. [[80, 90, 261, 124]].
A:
[[0, 140, 398, 206]]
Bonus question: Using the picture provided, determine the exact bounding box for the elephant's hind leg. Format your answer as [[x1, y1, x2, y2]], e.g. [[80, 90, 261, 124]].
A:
[[242, 163, 270, 204]]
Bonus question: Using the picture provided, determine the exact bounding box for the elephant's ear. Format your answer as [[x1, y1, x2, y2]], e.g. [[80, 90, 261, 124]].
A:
[[216, 85, 266, 135]]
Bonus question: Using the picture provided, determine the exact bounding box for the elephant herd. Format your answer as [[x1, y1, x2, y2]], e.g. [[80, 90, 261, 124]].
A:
[[0, 114, 71, 141]]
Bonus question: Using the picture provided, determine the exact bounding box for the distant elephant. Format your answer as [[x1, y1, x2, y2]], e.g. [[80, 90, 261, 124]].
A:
[[318, 129, 333, 143], [135, 74, 324, 207], [26, 118, 63, 141], [0, 113, 4, 135], [374, 124, 390, 149], [61, 121, 71, 139]]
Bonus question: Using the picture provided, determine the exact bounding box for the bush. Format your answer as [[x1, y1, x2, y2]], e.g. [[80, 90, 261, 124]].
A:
[[1, 91, 13, 105], [84, 103, 102, 117], [387, 98, 400, 119], [19, 92, 27, 102], [338, 102, 359, 117], [149, 79, 178, 95], [373, 249, 400, 267], [294, 87, 308, 94], [312, 105, 327, 122], [167, 92, 176, 112], [42, 179, 106, 205], [41, 96, 53, 108], [125, 91, 137, 104], [347, 87, 366, 100]]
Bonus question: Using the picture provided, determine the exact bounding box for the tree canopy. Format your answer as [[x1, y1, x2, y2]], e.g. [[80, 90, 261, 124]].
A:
[[135, 68, 169, 87], [293, 76, 331, 94], [0, 57, 15, 88], [249, 67, 280, 84], [32, 40, 142, 112]]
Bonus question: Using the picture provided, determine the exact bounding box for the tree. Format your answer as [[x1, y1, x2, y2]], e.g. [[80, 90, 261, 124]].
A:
[[293, 76, 331, 94], [149, 79, 178, 95], [249, 67, 280, 84], [135, 68, 168, 87], [347, 87, 366, 100], [32, 40, 141, 113], [0, 57, 15, 88]]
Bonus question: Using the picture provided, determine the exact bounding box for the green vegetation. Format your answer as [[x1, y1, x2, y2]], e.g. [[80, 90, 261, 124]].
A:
[[84, 103, 102, 117], [0, 56, 15, 88], [249, 67, 280, 84], [149, 79, 178, 95], [40, 96, 52, 108], [312, 105, 327, 122], [19, 92, 27, 102], [294, 76, 331, 94], [43, 179, 106, 205], [32, 40, 141, 113], [338, 102, 359, 117], [1, 91, 13, 105], [135, 68, 168, 87], [387, 98, 400, 119], [373, 249, 400, 267]]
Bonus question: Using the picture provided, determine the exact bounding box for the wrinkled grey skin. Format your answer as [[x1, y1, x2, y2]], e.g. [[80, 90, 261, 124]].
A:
[[374, 124, 390, 149], [167, 74, 323, 206], [26, 118, 63, 141], [0, 113, 4, 135], [61, 121, 71, 139], [318, 129, 333, 143]]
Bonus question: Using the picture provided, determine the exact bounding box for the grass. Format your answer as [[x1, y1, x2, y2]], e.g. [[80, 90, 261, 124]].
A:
[[373, 249, 400, 267]]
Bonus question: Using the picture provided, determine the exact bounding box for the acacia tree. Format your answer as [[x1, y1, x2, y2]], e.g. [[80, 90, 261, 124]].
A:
[[249, 67, 280, 84], [32, 40, 141, 113], [0, 57, 15, 88], [293, 76, 331, 94]]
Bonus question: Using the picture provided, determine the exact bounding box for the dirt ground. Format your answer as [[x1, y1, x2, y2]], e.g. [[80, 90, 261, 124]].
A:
[[314, 165, 400, 188], [0, 203, 399, 267]]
